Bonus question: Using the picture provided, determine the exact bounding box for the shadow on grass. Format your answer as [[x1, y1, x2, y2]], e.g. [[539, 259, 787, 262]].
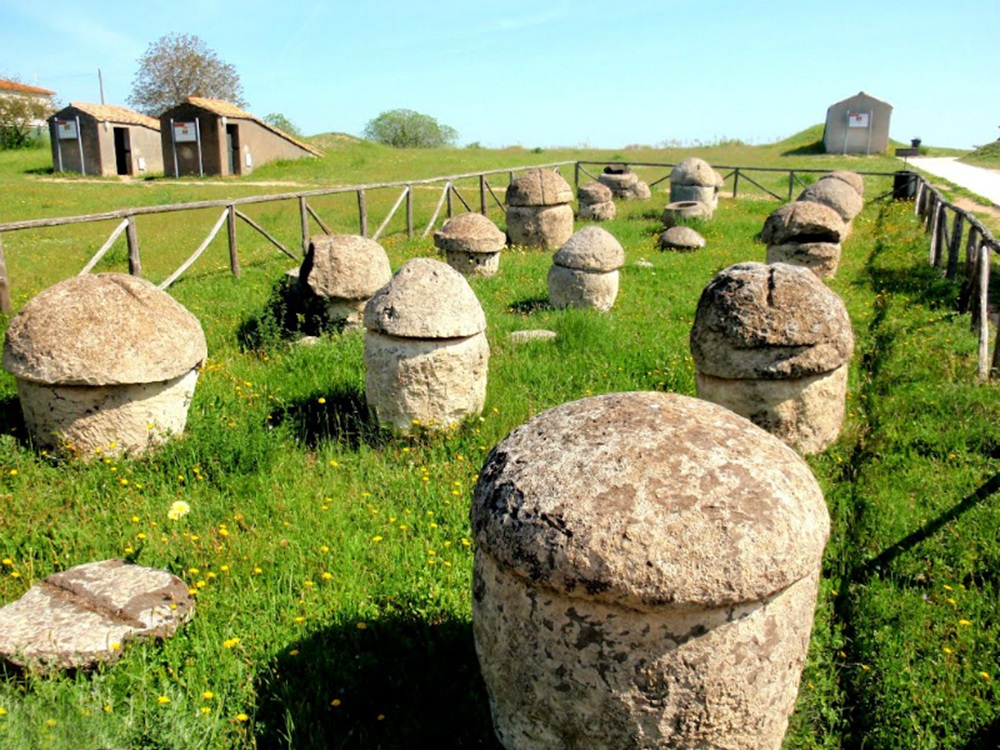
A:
[[506, 296, 549, 315], [270, 385, 387, 451], [253, 612, 501, 750], [237, 276, 345, 352], [781, 140, 825, 157], [857, 472, 1000, 583], [962, 716, 1000, 749], [0, 396, 31, 449], [24, 166, 54, 176]]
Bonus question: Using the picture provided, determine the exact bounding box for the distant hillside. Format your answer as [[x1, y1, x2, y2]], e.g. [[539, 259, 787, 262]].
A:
[[961, 140, 1000, 168], [307, 132, 365, 150]]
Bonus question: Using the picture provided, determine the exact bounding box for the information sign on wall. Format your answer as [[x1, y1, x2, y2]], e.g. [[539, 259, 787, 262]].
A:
[[56, 119, 78, 139], [173, 122, 198, 142], [847, 112, 870, 128]]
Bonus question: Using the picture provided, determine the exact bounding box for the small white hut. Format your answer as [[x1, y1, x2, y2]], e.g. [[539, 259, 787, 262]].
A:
[[823, 92, 892, 155]]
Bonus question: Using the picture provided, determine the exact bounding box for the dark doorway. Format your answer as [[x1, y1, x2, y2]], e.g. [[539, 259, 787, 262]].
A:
[[113, 127, 131, 175], [226, 124, 240, 175]]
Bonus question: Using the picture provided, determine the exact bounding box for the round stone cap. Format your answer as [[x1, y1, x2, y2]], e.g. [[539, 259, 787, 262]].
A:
[[433, 213, 506, 254], [820, 170, 865, 197], [505, 169, 573, 207], [552, 226, 625, 272], [471, 391, 830, 610], [3, 273, 207, 386], [690, 262, 854, 379], [363, 257, 486, 338], [760, 201, 847, 246], [659, 226, 705, 250], [578, 181, 613, 204], [669, 157, 724, 187], [300, 234, 392, 300], [798, 179, 864, 223]]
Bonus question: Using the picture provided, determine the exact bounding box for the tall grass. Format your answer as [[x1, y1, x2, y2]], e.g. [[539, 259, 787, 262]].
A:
[[0, 140, 997, 749]]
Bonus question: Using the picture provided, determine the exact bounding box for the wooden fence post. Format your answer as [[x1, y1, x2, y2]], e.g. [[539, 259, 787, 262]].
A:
[[227, 204, 241, 277], [978, 244, 991, 381], [480, 175, 487, 216], [358, 190, 368, 237], [959, 226, 981, 314], [574, 162, 580, 192], [406, 185, 413, 239], [914, 180, 924, 216], [946, 212, 964, 279], [0, 233, 11, 314], [126, 216, 141, 277], [788, 171, 795, 201], [447, 184, 454, 219], [928, 200, 942, 265], [732, 168, 740, 199], [299, 197, 309, 255]]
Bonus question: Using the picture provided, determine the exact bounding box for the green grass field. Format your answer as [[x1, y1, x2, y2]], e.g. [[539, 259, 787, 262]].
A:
[[0, 132, 997, 749]]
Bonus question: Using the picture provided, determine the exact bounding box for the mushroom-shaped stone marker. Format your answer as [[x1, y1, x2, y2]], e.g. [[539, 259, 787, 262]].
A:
[[504, 169, 575, 249], [472, 391, 830, 750], [363, 258, 489, 433], [0, 559, 193, 671], [761, 200, 848, 278], [819, 170, 865, 198], [598, 165, 650, 200], [2, 273, 207, 458], [658, 225, 705, 252], [298, 234, 392, 330], [547, 225, 625, 312], [669, 156, 725, 211], [577, 181, 616, 221], [797, 177, 864, 224], [433, 212, 506, 277], [690, 262, 854, 454]]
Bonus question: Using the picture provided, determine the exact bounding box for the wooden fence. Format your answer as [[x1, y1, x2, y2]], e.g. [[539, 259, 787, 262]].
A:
[[0, 162, 994, 381], [910, 173, 999, 381]]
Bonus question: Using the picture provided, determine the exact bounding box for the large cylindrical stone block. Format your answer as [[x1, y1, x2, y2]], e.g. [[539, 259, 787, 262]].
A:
[[363, 330, 489, 431], [669, 183, 718, 208], [471, 392, 830, 750], [433, 213, 506, 278], [546, 265, 619, 311], [299, 234, 392, 330], [690, 262, 854, 454], [363, 258, 489, 433], [506, 205, 574, 250], [766, 241, 842, 279]]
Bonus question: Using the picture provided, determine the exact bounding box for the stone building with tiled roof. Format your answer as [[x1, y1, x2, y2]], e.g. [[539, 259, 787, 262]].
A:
[[159, 96, 321, 177], [49, 102, 163, 176], [0, 78, 56, 130]]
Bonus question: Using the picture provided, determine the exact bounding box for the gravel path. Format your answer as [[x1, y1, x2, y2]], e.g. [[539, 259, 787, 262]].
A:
[[906, 156, 1000, 206]]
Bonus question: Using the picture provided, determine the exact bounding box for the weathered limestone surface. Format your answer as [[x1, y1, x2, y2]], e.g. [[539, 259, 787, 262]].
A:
[[506, 169, 574, 207], [766, 241, 842, 279], [434, 213, 506, 276], [760, 201, 847, 246], [2, 273, 206, 457], [471, 391, 829, 749], [797, 178, 864, 223], [820, 170, 864, 197], [669, 157, 725, 187], [0, 559, 193, 670], [363, 330, 489, 431], [659, 225, 706, 252], [670, 183, 718, 206], [508, 329, 557, 344], [363, 258, 489, 432], [578, 200, 616, 221], [299, 235, 392, 328], [662, 200, 712, 226], [548, 227, 624, 311], [506, 205, 574, 249], [690, 262, 854, 453]]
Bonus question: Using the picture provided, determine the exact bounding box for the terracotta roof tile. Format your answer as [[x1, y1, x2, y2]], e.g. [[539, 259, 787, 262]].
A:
[[66, 103, 160, 130], [0, 78, 55, 96], [184, 97, 322, 156]]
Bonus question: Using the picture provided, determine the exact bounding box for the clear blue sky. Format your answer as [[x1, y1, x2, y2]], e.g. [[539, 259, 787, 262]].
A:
[[3, 0, 998, 150]]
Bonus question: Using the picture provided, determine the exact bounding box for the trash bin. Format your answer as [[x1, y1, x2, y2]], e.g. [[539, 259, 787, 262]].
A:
[[893, 170, 918, 201]]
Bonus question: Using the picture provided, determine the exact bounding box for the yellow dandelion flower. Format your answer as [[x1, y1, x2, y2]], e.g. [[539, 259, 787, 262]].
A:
[[943, 585, 953, 591], [220, 565, 230, 572], [1, 558, 12, 566], [959, 619, 972, 626], [202, 691, 214, 700], [223, 637, 241, 648], [317, 397, 326, 404], [943, 646, 953, 654], [331, 699, 341, 707], [235, 713, 249, 723], [289, 649, 299, 656], [45, 719, 57, 727], [356, 622, 367, 630], [320, 545, 329, 553], [157, 696, 171, 705], [329, 460, 338, 467], [372, 536, 383, 543], [200, 706, 211, 715], [253, 567, 263, 575], [980, 672, 991, 681], [321, 572, 332, 581], [293, 616, 305, 623]]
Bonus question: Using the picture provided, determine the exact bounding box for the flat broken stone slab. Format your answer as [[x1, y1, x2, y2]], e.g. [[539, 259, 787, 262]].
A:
[[509, 329, 557, 343], [0, 559, 193, 670]]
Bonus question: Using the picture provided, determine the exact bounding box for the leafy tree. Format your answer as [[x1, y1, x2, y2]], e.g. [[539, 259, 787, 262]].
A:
[[263, 113, 301, 137], [0, 77, 54, 150], [128, 33, 246, 116], [362, 109, 458, 148]]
